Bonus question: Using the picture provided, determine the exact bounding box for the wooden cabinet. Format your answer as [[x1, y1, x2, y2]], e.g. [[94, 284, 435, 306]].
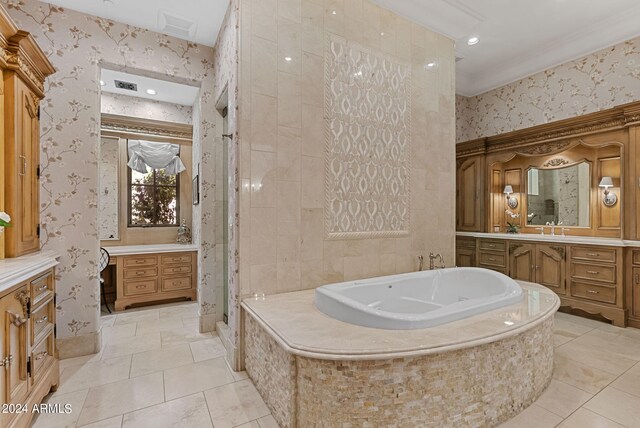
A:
[[115, 251, 197, 310], [508, 243, 535, 282], [455, 237, 476, 267], [627, 250, 640, 329], [508, 243, 566, 294], [477, 239, 507, 273], [0, 268, 59, 428], [0, 8, 55, 258], [456, 156, 484, 232]]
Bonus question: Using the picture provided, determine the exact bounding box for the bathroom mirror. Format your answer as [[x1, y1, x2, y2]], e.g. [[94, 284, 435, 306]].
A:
[[526, 162, 590, 227], [99, 136, 120, 240]]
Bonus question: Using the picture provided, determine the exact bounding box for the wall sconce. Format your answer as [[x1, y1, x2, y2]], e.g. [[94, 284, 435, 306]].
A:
[[503, 185, 518, 209], [599, 177, 618, 207]]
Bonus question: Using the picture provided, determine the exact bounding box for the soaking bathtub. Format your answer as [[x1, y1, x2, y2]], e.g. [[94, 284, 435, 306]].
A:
[[315, 267, 523, 329]]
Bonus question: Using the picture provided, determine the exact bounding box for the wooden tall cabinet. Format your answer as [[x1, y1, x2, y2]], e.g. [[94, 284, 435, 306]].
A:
[[456, 155, 484, 232], [0, 8, 56, 258]]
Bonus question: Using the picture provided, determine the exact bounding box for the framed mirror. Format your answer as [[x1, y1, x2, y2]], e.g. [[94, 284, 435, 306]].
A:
[[526, 161, 590, 227]]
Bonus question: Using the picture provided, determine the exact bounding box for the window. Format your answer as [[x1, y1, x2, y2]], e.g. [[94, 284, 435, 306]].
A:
[[128, 159, 180, 227]]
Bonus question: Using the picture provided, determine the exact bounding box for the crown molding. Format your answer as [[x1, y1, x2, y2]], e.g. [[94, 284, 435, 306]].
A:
[[100, 113, 193, 145], [456, 100, 640, 157]]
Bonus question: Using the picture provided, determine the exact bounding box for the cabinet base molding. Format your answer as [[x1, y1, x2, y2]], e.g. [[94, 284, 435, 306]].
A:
[[5, 360, 59, 428], [628, 318, 640, 329], [56, 331, 101, 360], [559, 298, 626, 327], [115, 289, 196, 312]]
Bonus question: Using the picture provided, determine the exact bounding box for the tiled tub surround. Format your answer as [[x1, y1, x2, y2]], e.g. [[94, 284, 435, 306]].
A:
[[243, 282, 559, 427]]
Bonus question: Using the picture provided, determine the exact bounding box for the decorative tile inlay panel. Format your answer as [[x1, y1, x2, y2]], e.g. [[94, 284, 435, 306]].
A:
[[324, 35, 411, 239]]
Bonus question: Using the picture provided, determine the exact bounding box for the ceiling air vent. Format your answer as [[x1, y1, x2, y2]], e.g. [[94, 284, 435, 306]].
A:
[[158, 10, 197, 40], [114, 80, 137, 91]]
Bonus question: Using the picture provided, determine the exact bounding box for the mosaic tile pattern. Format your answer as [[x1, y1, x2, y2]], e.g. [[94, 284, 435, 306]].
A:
[[325, 35, 411, 239], [245, 314, 554, 428]]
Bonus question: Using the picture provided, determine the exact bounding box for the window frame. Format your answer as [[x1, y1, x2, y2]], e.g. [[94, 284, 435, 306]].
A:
[[127, 145, 181, 228]]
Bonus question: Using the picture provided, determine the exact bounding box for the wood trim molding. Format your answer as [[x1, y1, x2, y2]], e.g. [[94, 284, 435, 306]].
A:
[[100, 113, 193, 144], [0, 7, 55, 98], [457, 101, 640, 158]]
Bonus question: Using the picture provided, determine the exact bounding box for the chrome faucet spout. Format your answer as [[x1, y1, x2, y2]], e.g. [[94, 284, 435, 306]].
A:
[[417, 255, 424, 271], [429, 253, 445, 270]]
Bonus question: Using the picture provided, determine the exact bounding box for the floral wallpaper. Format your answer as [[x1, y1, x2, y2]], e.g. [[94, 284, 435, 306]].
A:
[[2, 0, 217, 348], [457, 36, 640, 142], [101, 92, 193, 124], [98, 137, 119, 240]]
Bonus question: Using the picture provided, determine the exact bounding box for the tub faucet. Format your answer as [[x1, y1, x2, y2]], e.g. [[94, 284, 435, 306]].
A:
[[429, 253, 445, 270], [417, 255, 424, 271]]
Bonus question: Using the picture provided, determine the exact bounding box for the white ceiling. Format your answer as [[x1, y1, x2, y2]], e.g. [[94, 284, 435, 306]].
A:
[[101, 69, 200, 106], [41, 0, 229, 47], [373, 0, 640, 97]]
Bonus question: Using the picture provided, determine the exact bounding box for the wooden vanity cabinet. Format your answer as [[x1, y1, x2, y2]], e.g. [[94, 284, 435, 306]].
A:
[[477, 239, 507, 274], [0, 7, 56, 258], [456, 156, 484, 232], [115, 251, 197, 310], [508, 243, 566, 294], [0, 268, 59, 428], [627, 249, 640, 329], [455, 237, 476, 267]]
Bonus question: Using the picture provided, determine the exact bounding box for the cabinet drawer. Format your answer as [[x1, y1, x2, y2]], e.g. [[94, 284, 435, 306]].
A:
[[571, 262, 616, 284], [478, 240, 505, 252], [124, 256, 157, 267], [161, 265, 192, 276], [570, 281, 616, 305], [571, 246, 616, 263], [30, 270, 54, 308], [478, 252, 506, 267], [30, 297, 54, 346], [456, 238, 476, 249], [162, 276, 193, 291], [633, 250, 640, 266], [123, 279, 157, 296], [124, 267, 157, 279], [30, 330, 55, 386], [161, 253, 192, 265]]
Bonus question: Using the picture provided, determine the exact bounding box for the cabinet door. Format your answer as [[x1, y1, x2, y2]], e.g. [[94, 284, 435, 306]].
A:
[[456, 248, 475, 267], [457, 157, 484, 231], [633, 268, 640, 318], [0, 286, 30, 410], [536, 245, 566, 295], [509, 243, 534, 282], [4, 76, 41, 257]]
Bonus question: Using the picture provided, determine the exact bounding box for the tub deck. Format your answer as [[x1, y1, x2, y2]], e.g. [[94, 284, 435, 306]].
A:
[[241, 281, 558, 360]]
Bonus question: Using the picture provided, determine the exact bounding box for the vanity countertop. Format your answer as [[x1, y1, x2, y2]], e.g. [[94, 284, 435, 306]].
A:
[[456, 231, 640, 248], [0, 250, 60, 294], [103, 243, 198, 256]]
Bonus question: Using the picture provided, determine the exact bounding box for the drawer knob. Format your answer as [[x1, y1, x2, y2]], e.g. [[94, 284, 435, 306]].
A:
[[587, 270, 600, 275], [136, 285, 146, 289], [587, 290, 599, 294], [137, 271, 145, 275], [36, 315, 48, 324], [37, 284, 48, 292], [489, 258, 496, 261], [587, 253, 600, 257], [35, 351, 48, 360]]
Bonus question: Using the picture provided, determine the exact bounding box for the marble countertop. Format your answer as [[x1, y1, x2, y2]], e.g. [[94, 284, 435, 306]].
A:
[[456, 231, 640, 247], [0, 250, 60, 294], [241, 281, 559, 361], [102, 243, 198, 256]]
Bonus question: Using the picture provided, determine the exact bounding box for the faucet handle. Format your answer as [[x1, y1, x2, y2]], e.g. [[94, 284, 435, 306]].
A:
[[561, 227, 568, 236], [536, 227, 545, 235]]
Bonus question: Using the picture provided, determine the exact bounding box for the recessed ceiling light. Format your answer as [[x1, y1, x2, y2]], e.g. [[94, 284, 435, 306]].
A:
[[284, 56, 292, 62], [467, 36, 480, 46], [99, 80, 105, 86], [380, 32, 385, 36], [426, 62, 436, 68], [331, 10, 337, 15], [146, 89, 157, 95]]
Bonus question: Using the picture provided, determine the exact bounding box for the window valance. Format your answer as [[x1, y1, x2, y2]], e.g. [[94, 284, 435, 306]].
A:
[[127, 140, 186, 175]]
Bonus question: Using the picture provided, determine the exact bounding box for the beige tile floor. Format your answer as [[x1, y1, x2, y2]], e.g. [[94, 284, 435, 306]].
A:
[[32, 304, 640, 427]]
